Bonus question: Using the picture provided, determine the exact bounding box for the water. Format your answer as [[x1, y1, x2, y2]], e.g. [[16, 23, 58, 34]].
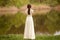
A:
[[0, 6, 60, 35]]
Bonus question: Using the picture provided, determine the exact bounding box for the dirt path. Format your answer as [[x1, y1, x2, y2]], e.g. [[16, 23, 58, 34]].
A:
[[19, 4, 51, 15], [0, 4, 60, 15], [54, 5, 60, 12], [0, 6, 18, 15], [20, 4, 60, 15]]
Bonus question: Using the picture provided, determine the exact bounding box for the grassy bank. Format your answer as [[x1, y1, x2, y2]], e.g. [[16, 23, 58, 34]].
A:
[[0, 34, 60, 40]]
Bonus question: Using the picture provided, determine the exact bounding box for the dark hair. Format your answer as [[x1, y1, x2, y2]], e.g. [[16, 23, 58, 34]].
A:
[[27, 4, 31, 8]]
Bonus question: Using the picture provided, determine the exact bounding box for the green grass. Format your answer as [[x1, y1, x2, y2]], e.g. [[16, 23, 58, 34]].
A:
[[0, 34, 60, 40]]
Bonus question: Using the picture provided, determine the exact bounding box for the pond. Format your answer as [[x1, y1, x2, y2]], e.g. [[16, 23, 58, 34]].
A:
[[0, 5, 60, 35]]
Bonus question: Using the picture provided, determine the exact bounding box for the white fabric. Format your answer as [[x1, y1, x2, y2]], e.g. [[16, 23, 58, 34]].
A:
[[24, 15, 35, 39]]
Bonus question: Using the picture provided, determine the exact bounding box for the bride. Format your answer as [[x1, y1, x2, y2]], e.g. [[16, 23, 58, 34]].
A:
[[24, 4, 35, 40]]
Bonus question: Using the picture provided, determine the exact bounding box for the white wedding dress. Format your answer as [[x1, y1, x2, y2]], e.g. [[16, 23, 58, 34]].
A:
[[24, 9, 35, 39]]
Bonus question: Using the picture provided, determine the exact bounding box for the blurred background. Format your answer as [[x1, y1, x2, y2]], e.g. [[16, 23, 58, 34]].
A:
[[0, 0, 60, 40]]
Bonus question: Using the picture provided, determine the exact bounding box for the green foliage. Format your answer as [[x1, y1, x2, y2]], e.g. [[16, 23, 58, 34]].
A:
[[43, 0, 58, 6], [0, 34, 60, 40], [0, 11, 59, 34], [0, 0, 11, 7], [30, 0, 59, 6], [0, 15, 13, 34], [10, 0, 29, 8], [0, 0, 29, 7], [10, 12, 26, 28], [30, 0, 40, 4], [0, 12, 26, 34], [57, 0, 60, 4], [0, 34, 23, 40], [33, 10, 60, 34], [36, 35, 60, 40], [45, 10, 59, 34], [0, 0, 59, 7]]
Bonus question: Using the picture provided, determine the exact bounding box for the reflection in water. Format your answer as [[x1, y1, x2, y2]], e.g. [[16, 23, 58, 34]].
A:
[[0, 6, 60, 35]]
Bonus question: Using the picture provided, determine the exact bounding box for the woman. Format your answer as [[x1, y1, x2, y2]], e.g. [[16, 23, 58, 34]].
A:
[[24, 4, 35, 40]]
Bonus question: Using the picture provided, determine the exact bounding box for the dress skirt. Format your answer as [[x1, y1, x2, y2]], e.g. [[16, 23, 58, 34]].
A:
[[24, 15, 35, 39]]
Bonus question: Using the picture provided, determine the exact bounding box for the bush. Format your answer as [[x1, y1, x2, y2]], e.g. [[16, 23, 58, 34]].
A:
[[33, 10, 60, 34], [0, 12, 26, 34], [0, 0, 29, 7]]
